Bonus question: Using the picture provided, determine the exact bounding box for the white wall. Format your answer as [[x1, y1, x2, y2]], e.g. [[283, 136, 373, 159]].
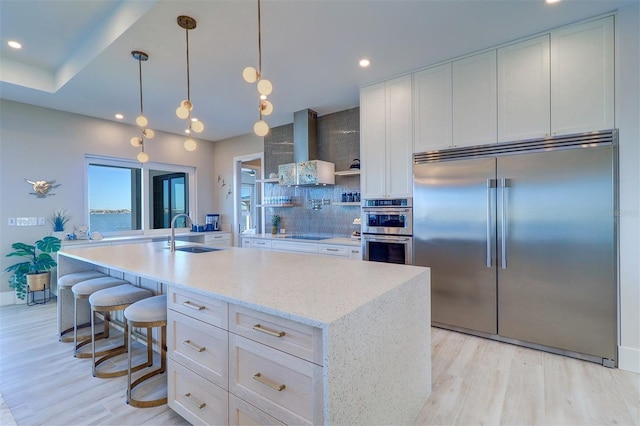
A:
[[615, 2, 640, 373], [208, 132, 264, 240], [0, 100, 218, 297]]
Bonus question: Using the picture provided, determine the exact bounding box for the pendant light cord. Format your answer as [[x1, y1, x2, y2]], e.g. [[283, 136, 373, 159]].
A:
[[258, 0, 262, 76], [185, 26, 191, 104], [138, 56, 144, 116]]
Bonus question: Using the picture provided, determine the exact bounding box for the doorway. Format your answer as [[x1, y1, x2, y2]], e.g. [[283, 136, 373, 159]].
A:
[[233, 153, 264, 245]]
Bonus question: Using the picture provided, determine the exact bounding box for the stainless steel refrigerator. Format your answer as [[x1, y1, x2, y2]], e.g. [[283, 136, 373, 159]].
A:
[[413, 130, 618, 366]]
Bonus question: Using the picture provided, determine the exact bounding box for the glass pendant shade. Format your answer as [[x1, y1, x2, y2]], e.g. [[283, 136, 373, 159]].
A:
[[184, 138, 197, 151], [137, 151, 149, 163], [143, 128, 155, 139], [254, 120, 269, 136], [191, 120, 204, 133], [243, 66, 259, 83], [176, 106, 189, 119], [260, 100, 273, 115], [131, 136, 142, 147], [257, 79, 273, 96], [136, 115, 148, 127]]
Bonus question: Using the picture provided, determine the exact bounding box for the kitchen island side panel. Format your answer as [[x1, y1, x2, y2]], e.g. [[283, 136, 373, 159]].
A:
[[324, 271, 431, 425]]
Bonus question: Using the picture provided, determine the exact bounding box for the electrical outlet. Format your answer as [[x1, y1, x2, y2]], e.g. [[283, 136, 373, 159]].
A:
[[8, 218, 15, 226], [38, 217, 45, 226]]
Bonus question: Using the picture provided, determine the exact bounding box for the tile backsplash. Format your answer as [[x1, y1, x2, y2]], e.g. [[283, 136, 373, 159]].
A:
[[263, 107, 360, 237]]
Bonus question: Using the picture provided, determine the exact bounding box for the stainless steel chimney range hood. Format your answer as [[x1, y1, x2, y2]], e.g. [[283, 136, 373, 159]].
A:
[[278, 109, 335, 186]]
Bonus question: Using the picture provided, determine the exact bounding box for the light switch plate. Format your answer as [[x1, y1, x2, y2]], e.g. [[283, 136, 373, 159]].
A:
[[38, 217, 45, 226]]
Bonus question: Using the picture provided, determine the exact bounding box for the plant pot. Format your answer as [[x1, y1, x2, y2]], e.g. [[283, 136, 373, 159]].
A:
[[27, 271, 50, 291], [271, 226, 278, 235]]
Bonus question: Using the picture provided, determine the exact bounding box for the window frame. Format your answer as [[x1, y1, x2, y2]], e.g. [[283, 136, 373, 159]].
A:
[[85, 155, 197, 236]]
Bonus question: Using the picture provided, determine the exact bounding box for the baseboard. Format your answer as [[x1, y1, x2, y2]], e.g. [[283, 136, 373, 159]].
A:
[[618, 345, 640, 373]]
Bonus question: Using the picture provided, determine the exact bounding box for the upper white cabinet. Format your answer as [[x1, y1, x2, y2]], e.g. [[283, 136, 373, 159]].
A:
[[498, 35, 551, 142], [452, 50, 497, 148], [360, 74, 413, 199], [550, 16, 614, 136], [414, 63, 452, 153]]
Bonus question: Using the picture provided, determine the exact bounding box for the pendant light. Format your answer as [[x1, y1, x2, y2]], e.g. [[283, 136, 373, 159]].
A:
[[129, 50, 154, 163], [243, 0, 273, 137], [176, 15, 204, 152]]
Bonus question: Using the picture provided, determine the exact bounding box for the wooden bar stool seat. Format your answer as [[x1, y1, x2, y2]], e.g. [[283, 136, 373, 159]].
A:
[[71, 276, 128, 358], [57, 270, 108, 342], [124, 295, 167, 407], [89, 284, 152, 378]]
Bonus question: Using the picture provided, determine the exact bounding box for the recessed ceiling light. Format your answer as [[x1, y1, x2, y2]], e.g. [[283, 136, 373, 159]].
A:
[[545, 0, 561, 4], [8, 40, 22, 49], [359, 58, 371, 68], [115, 113, 124, 120]]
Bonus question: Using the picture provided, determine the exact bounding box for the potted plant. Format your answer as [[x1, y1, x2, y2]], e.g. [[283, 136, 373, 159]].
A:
[[3, 236, 61, 300], [49, 209, 71, 236], [271, 215, 280, 235]]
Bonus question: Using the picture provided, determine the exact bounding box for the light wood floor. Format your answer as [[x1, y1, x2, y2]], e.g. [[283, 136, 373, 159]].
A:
[[0, 300, 638, 425]]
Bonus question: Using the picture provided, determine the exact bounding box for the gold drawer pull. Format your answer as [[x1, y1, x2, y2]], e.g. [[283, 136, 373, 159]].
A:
[[252, 324, 285, 338], [182, 339, 206, 353], [253, 373, 286, 391], [183, 392, 206, 409], [183, 301, 205, 311]]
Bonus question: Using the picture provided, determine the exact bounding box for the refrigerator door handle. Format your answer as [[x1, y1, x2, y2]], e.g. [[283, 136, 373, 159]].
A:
[[486, 179, 496, 268], [501, 178, 509, 269]]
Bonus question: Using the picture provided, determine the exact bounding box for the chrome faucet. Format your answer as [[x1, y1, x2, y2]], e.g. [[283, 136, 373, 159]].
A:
[[170, 213, 193, 252]]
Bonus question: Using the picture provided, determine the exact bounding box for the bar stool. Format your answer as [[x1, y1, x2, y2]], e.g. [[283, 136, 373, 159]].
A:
[[71, 276, 129, 358], [57, 270, 108, 342], [124, 295, 167, 407], [89, 284, 152, 378]]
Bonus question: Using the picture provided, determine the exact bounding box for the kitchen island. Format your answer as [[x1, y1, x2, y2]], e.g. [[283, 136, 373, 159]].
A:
[[57, 242, 431, 425]]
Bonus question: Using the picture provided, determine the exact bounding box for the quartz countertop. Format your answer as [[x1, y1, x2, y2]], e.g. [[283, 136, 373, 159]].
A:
[[58, 241, 425, 327]]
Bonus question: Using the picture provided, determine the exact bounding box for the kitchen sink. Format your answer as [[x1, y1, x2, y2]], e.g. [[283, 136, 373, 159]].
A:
[[172, 246, 222, 253]]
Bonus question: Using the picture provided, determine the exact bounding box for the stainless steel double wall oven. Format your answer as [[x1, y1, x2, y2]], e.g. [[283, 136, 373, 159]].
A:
[[361, 198, 413, 265]]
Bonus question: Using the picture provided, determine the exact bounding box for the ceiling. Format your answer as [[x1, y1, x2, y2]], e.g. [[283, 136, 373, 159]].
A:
[[0, 0, 634, 142]]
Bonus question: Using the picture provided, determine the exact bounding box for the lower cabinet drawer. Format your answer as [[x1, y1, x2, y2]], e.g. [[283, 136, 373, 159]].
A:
[[168, 360, 228, 426], [229, 394, 285, 426], [167, 310, 228, 389], [168, 286, 228, 329], [229, 334, 324, 425], [318, 244, 349, 257], [229, 304, 323, 365]]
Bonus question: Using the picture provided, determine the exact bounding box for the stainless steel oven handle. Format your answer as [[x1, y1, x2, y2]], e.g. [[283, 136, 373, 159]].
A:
[[364, 237, 411, 243]]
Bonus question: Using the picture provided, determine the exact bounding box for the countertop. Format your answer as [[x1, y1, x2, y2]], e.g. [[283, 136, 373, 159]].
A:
[[58, 241, 426, 327], [241, 233, 361, 247], [60, 230, 229, 246]]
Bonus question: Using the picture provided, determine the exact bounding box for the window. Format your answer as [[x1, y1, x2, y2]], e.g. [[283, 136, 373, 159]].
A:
[[86, 156, 195, 235]]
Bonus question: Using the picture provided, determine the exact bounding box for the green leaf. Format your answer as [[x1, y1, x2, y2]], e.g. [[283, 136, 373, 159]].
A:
[[35, 236, 61, 253]]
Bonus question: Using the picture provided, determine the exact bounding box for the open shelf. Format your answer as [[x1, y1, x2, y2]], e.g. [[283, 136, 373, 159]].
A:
[[333, 202, 361, 206], [257, 204, 294, 208], [334, 170, 360, 176], [256, 178, 279, 183]]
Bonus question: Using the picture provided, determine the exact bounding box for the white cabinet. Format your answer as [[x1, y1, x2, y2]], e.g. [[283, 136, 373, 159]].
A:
[[167, 286, 230, 425], [550, 16, 614, 136], [251, 239, 272, 250], [203, 232, 231, 247], [498, 35, 551, 142], [168, 286, 324, 426], [360, 74, 413, 198], [348, 246, 362, 260], [272, 240, 318, 255], [414, 63, 452, 153], [241, 237, 252, 248], [452, 50, 497, 147]]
